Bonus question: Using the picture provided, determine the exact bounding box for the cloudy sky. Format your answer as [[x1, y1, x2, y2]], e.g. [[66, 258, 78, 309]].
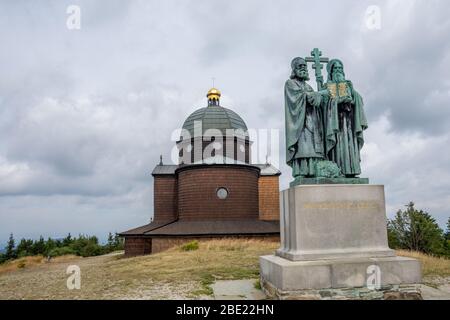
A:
[[0, 0, 449, 244]]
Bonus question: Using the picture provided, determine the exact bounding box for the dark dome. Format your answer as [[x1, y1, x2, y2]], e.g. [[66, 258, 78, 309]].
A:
[[181, 105, 249, 139]]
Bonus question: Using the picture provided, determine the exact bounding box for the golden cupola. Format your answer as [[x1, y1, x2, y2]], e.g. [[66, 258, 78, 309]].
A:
[[207, 88, 221, 106]]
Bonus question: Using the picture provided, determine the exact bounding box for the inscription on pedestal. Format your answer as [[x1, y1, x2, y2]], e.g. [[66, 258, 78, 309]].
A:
[[303, 200, 380, 210]]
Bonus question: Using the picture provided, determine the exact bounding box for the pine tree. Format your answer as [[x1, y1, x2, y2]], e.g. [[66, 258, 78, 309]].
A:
[[45, 238, 57, 255], [107, 232, 114, 249], [16, 238, 34, 257], [31, 236, 46, 255], [388, 202, 445, 255], [113, 232, 123, 250], [63, 233, 73, 247], [445, 217, 450, 241], [5, 233, 16, 260]]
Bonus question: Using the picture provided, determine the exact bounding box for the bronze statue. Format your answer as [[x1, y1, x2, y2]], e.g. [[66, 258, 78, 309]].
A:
[[284, 57, 326, 178], [285, 49, 368, 184]]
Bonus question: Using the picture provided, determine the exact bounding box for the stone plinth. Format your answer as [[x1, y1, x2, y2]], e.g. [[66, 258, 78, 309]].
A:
[[260, 184, 422, 300], [277, 185, 395, 261]]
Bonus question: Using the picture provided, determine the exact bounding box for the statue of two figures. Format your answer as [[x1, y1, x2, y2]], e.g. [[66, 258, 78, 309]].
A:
[[285, 48, 369, 186]]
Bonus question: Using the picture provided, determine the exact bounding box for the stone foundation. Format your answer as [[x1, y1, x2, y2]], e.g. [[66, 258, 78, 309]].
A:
[[260, 254, 422, 300], [261, 277, 422, 300]]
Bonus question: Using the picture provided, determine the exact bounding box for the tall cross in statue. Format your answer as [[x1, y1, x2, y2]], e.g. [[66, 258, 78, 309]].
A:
[[305, 48, 329, 91]]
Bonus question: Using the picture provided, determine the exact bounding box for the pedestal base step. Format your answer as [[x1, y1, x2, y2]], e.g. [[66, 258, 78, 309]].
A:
[[260, 255, 422, 300], [261, 279, 422, 300]]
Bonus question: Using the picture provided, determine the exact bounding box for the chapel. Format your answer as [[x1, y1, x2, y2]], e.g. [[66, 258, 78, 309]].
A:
[[120, 88, 280, 256]]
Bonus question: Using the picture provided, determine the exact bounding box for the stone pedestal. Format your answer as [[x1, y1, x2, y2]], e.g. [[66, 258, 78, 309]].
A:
[[260, 185, 422, 300]]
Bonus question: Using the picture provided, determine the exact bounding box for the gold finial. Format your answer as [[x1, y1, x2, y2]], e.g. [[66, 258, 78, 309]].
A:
[[207, 87, 221, 106]]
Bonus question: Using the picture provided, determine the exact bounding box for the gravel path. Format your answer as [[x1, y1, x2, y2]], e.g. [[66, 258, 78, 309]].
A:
[[421, 276, 450, 300]]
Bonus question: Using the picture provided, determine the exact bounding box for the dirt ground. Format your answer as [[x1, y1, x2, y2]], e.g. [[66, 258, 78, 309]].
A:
[[0, 253, 204, 299]]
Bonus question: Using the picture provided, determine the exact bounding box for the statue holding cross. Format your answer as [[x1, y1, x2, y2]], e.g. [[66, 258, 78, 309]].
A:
[[284, 57, 326, 178], [305, 48, 329, 91], [284, 48, 368, 184]]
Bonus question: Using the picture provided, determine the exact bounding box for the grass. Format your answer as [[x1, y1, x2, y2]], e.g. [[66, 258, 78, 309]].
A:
[[180, 240, 199, 251], [0, 239, 448, 299], [0, 255, 79, 275], [397, 250, 450, 277], [113, 238, 279, 296], [254, 279, 262, 290]]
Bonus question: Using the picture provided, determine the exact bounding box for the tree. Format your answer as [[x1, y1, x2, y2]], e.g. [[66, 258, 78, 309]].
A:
[[445, 217, 450, 256], [31, 236, 46, 255], [113, 233, 124, 250], [5, 233, 16, 260], [16, 238, 34, 257], [62, 233, 73, 247], [45, 238, 57, 255], [387, 202, 445, 255], [445, 217, 450, 241], [107, 232, 114, 250]]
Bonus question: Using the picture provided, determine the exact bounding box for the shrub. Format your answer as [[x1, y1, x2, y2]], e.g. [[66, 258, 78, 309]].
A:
[[181, 240, 199, 251], [48, 246, 76, 258], [79, 243, 104, 257]]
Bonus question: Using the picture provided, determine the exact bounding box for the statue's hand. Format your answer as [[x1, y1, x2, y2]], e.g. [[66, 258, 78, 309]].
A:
[[318, 89, 329, 96], [338, 96, 352, 104]]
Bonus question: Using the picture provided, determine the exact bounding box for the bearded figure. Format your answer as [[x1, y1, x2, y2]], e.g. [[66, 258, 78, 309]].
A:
[[324, 59, 368, 177], [285, 57, 326, 178]]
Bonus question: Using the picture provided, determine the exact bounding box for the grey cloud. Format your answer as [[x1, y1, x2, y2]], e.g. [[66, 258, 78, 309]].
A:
[[1, 0, 449, 243]]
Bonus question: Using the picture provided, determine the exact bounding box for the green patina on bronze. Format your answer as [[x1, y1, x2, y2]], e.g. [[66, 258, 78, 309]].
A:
[[290, 177, 369, 187], [285, 49, 369, 185]]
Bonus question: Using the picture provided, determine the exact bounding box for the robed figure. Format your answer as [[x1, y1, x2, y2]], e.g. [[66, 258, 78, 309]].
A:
[[285, 57, 325, 178], [324, 59, 368, 177]]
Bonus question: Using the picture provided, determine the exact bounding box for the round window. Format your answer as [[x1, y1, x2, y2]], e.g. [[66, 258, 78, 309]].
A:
[[216, 187, 229, 199]]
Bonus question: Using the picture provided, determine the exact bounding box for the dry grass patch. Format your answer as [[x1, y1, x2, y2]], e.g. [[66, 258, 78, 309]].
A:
[[396, 250, 450, 277], [114, 238, 278, 277], [109, 238, 279, 296], [0, 256, 45, 275], [0, 255, 81, 275]]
